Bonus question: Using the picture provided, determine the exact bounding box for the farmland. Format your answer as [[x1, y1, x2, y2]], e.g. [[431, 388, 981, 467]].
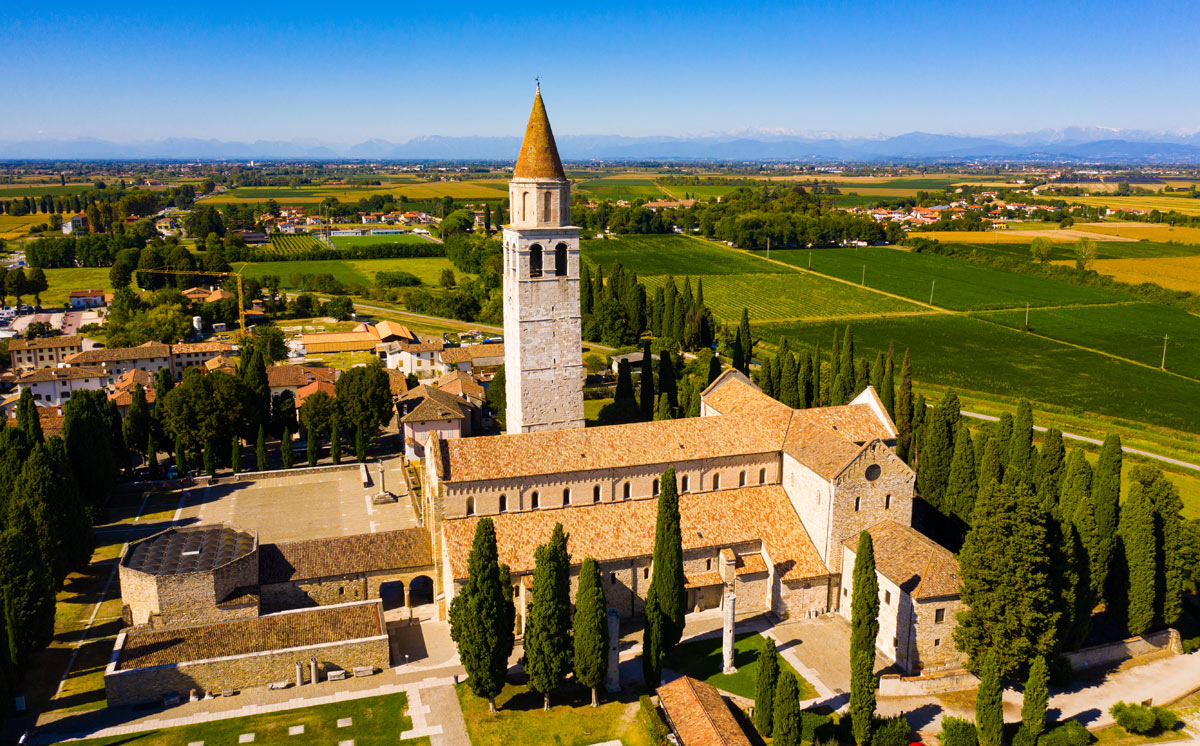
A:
[[575, 178, 668, 201], [581, 234, 775, 276], [0, 184, 95, 197], [1078, 255, 1200, 293], [1061, 194, 1200, 216], [771, 246, 1126, 310], [642, 272, 922, 322], [951, 238, 1200, 262], [266, 232, 323, 254], [656, 183, 742, 199], [1073, 221, 1200, 244], [754, 314, 1200, 434], [237, 257, 462, 288], [39, 267, 114, 306], [331, 233, 432, 248], [0, 214, 58, 239], [974, 302, 1200, 380], [203, 180, 508, 204]]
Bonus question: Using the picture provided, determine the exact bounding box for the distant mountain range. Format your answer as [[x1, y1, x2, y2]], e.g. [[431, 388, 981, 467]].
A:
[[3, 127, 1200, 162]]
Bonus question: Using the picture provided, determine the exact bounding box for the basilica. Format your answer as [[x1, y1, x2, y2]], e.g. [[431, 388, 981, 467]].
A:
[[424, 87, 965, 676]]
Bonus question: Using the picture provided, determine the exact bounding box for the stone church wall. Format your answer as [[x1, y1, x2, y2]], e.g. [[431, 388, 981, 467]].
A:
[[826, 442, 914, 573]]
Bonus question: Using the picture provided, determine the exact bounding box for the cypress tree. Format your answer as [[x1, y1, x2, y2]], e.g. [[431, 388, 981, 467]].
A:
[[739, 308, 752, 369], [732, 329, 744, 374], [772, 669, 801, 746], [124, 384, 152, 465], [797, 352, 812, 409], [281, 428, 293, 469], [895, 350, 913, 462], [526, 523, 571, 710], [1060, 519, 1093, 650], [16, 388, 42, 444], [916, 402, 953, 512], [779, 351, 799, 407], [955, 481, 1059, 677], [0, 505, 56, 670], [1134, 466, 1184, 627], [854, 358, 871, 396], [12, 441, 93, 583], [1021, 656, 1049, 742], [615, 359, 635, 405], [639, 341, 655, 420], [753, 636, 779, 736], [994, 413, 1013, 477], [642, 583, 666, 688], [256, 425, 268, 471], [203, 439, 215, 476], [175, 435, 186, 476], [654, 394, 672, 421], [307, 429, 318, 467], [642, 466, 685, 688], [1059, 448, 1093, 527], [976, 651, 1003, 746], [1072, 487, 1104, 607], [572, 557, 609, 708], [1093, 434, 1122, 605], [945, 422, 979, 524], [580, 263, 593, 317], [448, 517, 516, 714], [838, 326, 856, 401], [1034, 428, 1066, 507], [869, 352, 885, 394], [146, 431, 158, 479], [1006, 399, 1035, 485], [849, 531, 879, 746], [707, 354, 721, 385], [330, 419, 341, 465], [355, 424, 366, 462], [812, 344, 823, 407], [830, 328, 841, 391], [657, 350, 677, 408], [881, 348, 895, 419], [230, 437, 240, 474]]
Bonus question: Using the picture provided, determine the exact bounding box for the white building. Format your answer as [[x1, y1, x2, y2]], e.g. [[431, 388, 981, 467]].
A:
[[17, 366, 111, 405]]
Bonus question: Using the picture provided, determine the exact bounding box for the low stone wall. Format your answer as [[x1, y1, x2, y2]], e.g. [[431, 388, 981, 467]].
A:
[[232, 462, 365, 483], [1065, 628, 1181, 672], [105, 633, 389, 707], [879, 668, 979, 696]]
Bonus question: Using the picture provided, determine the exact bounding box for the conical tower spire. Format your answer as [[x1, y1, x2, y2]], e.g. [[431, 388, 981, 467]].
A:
[[513, 85, 566, 179]]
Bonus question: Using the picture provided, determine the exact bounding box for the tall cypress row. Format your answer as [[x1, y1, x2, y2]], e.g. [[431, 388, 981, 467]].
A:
[[772, 669, 801, 746], [895, 349, 913, 462], [256, 425, 268, 472], [1034, 428, 1066, 507], [1093, 434, 1122, 605], [880, 347, 895, 419], [1059, 447, 1093, 526], [976, 651, 1003, 746], [739, 308, 752, 369], [639, 341, 655, 420], [1006, 399, 1036, 486], [642, 466, 685, 688], [526, 523, 571, 710], [572, 557, 609, 708], [916, 402, 953, 512], [945, 422, 979, 524], [1111, 477, 1156, 636], [449, 517, 515, 714], [1021, 656, 1049, 742], [797, 352, 813, 409], [779, 351, 799, 408], [849, 531, 879, 746]]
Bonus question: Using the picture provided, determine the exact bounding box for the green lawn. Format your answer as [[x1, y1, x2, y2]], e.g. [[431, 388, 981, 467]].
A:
[[582, 234, 776, 276], [665, 631, 817, 700], [72, 692, 425, 745], [974, 303, 1200, 380], [457, 682, 653, 746], [641, 272, 923, 323], [771, 246, 1126, 310], [237, 257, 463, 288], [40, 266, 114, 306], [756, 314, 1200, 435]]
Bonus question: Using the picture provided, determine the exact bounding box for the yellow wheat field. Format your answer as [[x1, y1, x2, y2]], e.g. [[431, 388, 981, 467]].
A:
[[1081, 256, 1200, 293], [1074, 222, 1200, 244], [1064, 195, 1200, 216]]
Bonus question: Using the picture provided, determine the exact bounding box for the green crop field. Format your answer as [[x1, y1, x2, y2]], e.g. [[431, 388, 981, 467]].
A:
[[576, 178, 668, 200], [974, 302, 1200, 380], [641, 272, 923, 323], [331, 233, 431, 248], [656, 183, 742, 199], [266, 232, 323, 255], [771, 246, 1127, 310], [756, 314, 1200, 435], [582, 234, 776, 276], [950, 239, 1200, 262], [0, 184, 95, 197], [237, 257, 462, 288]]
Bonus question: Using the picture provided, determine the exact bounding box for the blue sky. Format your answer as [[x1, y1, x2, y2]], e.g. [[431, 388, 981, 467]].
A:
[[3, 1, 1197, 142]]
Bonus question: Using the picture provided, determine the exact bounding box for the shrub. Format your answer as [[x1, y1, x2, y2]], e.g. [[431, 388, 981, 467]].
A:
[[938, 716, 978, 746], [1154, 707, 1180, 732], [639, 694, 669, 746], [1110, 701, 1177, 735], [872, 713, 911, 746], [1040, 719, 1091, 746], [375, 270, 422, 288], [1012, 724, 1036, 746], [800, 709, 834, 744]]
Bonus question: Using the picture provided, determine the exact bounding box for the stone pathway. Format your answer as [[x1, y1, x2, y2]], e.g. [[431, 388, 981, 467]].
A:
[[413, 684, 470, 746]]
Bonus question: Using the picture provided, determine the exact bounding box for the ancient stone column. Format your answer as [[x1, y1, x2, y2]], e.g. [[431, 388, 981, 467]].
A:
[[295, 661, 304, 687], [310, 657, 318, 684], [379, 461, 387, 493], [605, 609, 621, 692], [722, 593, 736, 674]]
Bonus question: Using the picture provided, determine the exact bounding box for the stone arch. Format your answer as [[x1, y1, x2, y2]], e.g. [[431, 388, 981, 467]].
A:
[[593, 485, 601, 503], [499, 493, 507, 512], [408, 575, 434, 606], [554, 242, 568, 276], [465, 496, 475, 516], [531, 490, 540, 509], [562, 487, 571, 504], [652, 478, 659, 496], [623, 482, 631, 500], [529, 244, 543, 277]]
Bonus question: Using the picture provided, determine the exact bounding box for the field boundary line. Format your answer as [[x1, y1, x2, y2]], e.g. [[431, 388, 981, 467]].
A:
[[968, 301, 1140, 313], [746, 310, 944, 325], [684, 234, 951, 314]]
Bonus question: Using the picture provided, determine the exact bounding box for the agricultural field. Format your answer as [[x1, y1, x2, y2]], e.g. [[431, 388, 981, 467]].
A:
[[237, 257, 463, 288], [575, 178, 668, 201], [1074, 221, 1200, 244], [1062, 194, 1200, 216], [0, 214, 58, 239], [38, 267, 114, 306], [581, 234, 775, 276], [204, 180, 507, 204], [331, 233, 432, 248], [1077, 255, 1200, 293], [771, 246, 1126, 310], [640, 271, 923, 323], [954, 238, 1200, 262], [974, 302, 1200, 380], [754, 314, 1200, 435], [656, 183, 743, 200], [0, 184, 95, 197], [266, 232, 322, 255], [913, 230, 1083, 244]]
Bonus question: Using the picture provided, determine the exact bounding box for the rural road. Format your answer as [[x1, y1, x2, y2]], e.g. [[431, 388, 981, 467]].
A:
[[960, 409, 1200, 473]]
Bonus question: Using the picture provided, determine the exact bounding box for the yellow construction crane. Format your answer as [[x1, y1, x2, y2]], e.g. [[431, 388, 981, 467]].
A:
[[135, 267, 247, 333]]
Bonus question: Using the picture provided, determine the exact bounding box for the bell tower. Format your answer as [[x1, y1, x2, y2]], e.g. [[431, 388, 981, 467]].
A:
[[502, 84, 584, 434]]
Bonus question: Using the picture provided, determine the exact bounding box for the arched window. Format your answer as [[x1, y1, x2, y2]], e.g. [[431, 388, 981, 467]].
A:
[[554, 243, 568, 276], [593, 485, 601, 503], [712, 473, 721, 490], [681, 475, 689, 493], [521, 191, 529, 221], [739, 470, 746, 487], [542, 190, 552, 222], [531, 491, 540, 509], [854, 496, 861, 512], [563, 487, 570, 503], [759, 468, 766, 484], [652, 479, 659, 496], [885, 494, 892, 510], [623, 482, 631, 500], [529, 244, 543, 278], [465, 497, 474, 516], [499, 493, 507, 512]]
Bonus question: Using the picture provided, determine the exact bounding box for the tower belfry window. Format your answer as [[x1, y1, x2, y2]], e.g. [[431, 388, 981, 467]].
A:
[[542, 191, 552, 222], [555, 243, 568, 276], [529, 244, 543, 278]]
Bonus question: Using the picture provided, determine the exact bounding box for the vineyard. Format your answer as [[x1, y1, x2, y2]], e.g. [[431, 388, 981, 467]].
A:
[[259, 232, 324, 258]]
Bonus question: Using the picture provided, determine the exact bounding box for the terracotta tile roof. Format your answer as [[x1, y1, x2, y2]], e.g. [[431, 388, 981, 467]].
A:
[[685, 571, 723, 589], [204, 355, 237, 373], [803, 404, 895, 443], [374, 320, 414, 342], [116, 601, 385, 670], [735, 553, 767, 576], [512, 87, 566, 180], [442, 485, 827, 583], [701, 369, 792, 419], [439, 343, 504, 365], [258, 529, 432, 584], [18, 365, 109, 383], [400, 384, 469, 423], [656, 676, 753, 746], [301, 331, 379, 347], [113, 368, 155, 391], [295, 379, 337, 407], [66, 341, 170, 364], [843, 520, 960, 600], [385, 368, 409, 396], [435, 370, 485, 401], [781, 416, 866, 480], [8, 335, 82, 351], [69, 289, 104, 298], [170, 341, 232, 355], [266, 365, 337, 389], [5, 405, 64, 438]]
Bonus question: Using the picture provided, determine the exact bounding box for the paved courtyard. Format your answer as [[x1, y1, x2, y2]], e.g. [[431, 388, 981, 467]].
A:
[[176, 459, 417, 542]]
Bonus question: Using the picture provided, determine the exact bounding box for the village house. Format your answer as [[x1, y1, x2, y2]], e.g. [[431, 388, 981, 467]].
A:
[[7, 334, 86, 370], [398, 383, 477, 459], [68, 289, 107, 308], [61, 214, 88, 234], [266, 365, 338, 400], [17, 365, 112, 405]]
